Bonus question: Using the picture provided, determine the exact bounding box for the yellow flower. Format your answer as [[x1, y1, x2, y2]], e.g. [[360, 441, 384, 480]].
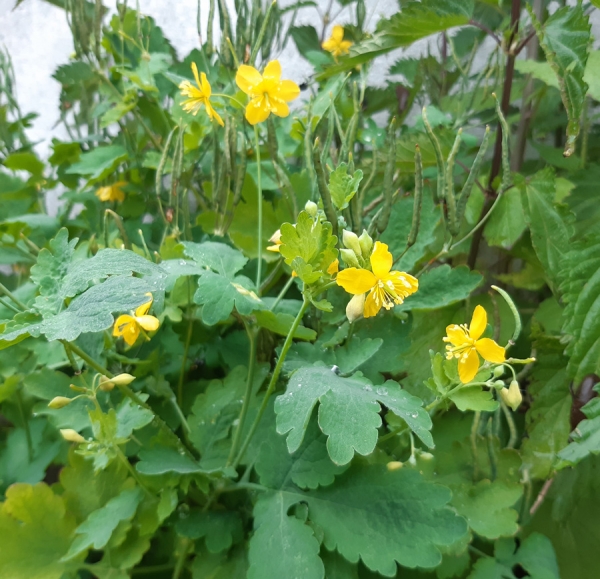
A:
[[443, 305, 506, 384], [235, 60, 300, 125], [267, 229, 282, 252], [179, 63, 224, 127], [336, 241, 418, 318], [113, 293, 160, 346], [95, 181, 126, 202], [322, 25, 353, 58]]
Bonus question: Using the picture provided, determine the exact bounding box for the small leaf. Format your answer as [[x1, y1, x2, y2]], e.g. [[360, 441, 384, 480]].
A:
[[449, 386, 499, 412], [63, 488, 143, 560], [255, 310, 317, 341], [328, 163, 363, 210], [176, 510, 243, 553], [136, 446, 206, 475], [65, 145, 129, 183]]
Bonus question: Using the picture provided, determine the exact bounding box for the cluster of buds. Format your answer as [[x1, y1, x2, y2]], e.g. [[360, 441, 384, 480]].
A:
[[48, 373, 137, 444], [339, 229, 373, 269]]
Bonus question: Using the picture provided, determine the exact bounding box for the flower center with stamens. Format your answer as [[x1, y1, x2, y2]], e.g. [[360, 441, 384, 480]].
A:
[[443, 324, 476, 360]]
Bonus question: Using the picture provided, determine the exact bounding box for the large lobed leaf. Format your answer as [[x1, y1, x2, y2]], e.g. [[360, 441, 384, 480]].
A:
[[559, 233, 600, 382], [275, 365, 433, 465]]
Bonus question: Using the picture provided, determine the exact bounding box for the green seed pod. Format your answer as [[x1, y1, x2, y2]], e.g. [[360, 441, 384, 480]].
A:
[[407, 144, 423, 248], [377, 117, 397, 233], [422, 107, 445, 202]]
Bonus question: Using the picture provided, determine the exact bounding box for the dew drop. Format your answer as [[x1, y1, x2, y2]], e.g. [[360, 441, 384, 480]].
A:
[[376, 387, 388, 396], [410, 412, 418, 419], [363, 385, 373, 392]]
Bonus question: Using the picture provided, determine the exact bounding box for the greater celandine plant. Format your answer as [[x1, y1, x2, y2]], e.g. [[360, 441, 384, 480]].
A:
[[0, 0, 597, 577]]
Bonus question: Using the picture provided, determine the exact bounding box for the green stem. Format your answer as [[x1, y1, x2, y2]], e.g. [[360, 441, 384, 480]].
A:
[[171, 538, 191, 579], [227, 322, 257, 465], [254, 125, 263, 292], [115, 446, 153, 497], [0, 296, 20, 314], [270, 276, 295, 311], [0, 281, 27, 311], [233, 296, 310, 467], [61, 340, 108, 376], [471, 410, 481, 481]]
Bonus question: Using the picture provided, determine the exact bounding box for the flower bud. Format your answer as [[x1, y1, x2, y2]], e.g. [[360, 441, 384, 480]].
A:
[[387, 461, 403, 471], [342, 230, 362, 257], [340, 248, 360, 268], [358, 229, 373, 258], [48, 396, 72, 409], [60, 429, 86, 444], [419, 452, 434, 461], [98, 376, 115, 392], [493, 366, 505, 378], [305, 200, 318, 217], [109, 373, 136, 386], [492, 380, 505, 390], [346, 293, 365, 323], [500, 380, 522, 411]]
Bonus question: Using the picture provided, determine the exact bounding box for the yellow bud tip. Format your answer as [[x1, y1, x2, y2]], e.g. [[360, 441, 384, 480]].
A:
[[387, 461, 403, 471], [346, 293, 365, 323], [48, 396, 72, 409], [60, 429, 86, 444], [109, 373, 136, 386]]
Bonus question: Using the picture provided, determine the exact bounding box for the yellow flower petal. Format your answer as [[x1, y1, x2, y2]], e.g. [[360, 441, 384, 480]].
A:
[[269, 99, 290, 118], [370, 241, 392, 279], [205, 101, 225, 127], [123, 323, 140, 346], [458, 348, 480, 384], [245, 97, 271, 125], [135, 296, 153, 317], [363, 288, 382, 318], [339, 40, 353, 54], [136, 315, 160, 332], [113, 315, 134, 337], [278, 80, 301, 102], [199, 71, 211, 97], [266, 244, 281, 253], [236, 64, 263, 95], [445, 324, 469, 348], [385, 270, 418, 299], [475, 338, 505, 364], [332, 25, 344, 42], [263, 60, 282, 80], [191, 62, 202, 90], [327, 259, 339, 275], [322, 38, 337, 52], [469, 305, 487, 341], [336, 268, 377, 295]]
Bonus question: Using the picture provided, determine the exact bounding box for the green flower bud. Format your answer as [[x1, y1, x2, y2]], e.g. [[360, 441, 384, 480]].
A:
[[500, 380, 522, 411], [60, 429, 86, 444], [386, 461, 403, 471], [493, 365, 505, 378], [342, 230, 362, 257], [358, 229, 373, 258], [48, 396, 72, 409], [340, 248, 360, 268], [492, 380, 505, 390], [346, 293, 365, 323], [305, 200, 318, 217]]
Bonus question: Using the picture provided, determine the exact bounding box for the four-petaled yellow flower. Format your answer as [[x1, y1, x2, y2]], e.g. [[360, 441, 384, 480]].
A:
[[322, 25, 352, 58], [443, 305, 506, 384], [179, 63, 224, 127], [96, 181, 126, 202], [235, 60, 300, 125], [336, 241, 418, 318], [113, 294, 160, 346]]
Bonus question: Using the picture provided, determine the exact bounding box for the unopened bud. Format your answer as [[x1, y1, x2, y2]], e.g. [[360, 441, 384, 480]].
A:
[[492, 380, 505, 390], [358, 229, 373, 257], [305, 200, 318, 217], [340, 248, 360, 268], [109, 373, 136, 386], [60, 429, 86, 444], [48, 396, 72, 409], [500, 380, 522, 411], [98, 376, 115, 392], [493, 366, 505, 378], [419, 452, 434, 461], [346, 293, 365, 323], [387, 461, 403, 471], [342, 230, 362, 257]]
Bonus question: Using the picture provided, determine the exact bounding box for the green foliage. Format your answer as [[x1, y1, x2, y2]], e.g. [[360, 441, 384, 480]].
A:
[[1, 0, 598, 575]]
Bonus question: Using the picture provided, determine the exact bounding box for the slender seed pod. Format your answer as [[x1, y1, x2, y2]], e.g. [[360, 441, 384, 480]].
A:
[[422, 107, 445, 202], [445, 128, 462, 235], [407, 144, 423, 248], [155, 126, 176, 207], [250, 0, 276, 65], [456, 125, 490, 228], [321, 103, 336, 165], [313, 138, 338, 236], [206, 0, 216, 55], [377, 117, 397, 233], [341, 82, 360, 162], [267, 117, 297, 216], [493, 93, 511, 193], [304, 103, 316, 199]]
